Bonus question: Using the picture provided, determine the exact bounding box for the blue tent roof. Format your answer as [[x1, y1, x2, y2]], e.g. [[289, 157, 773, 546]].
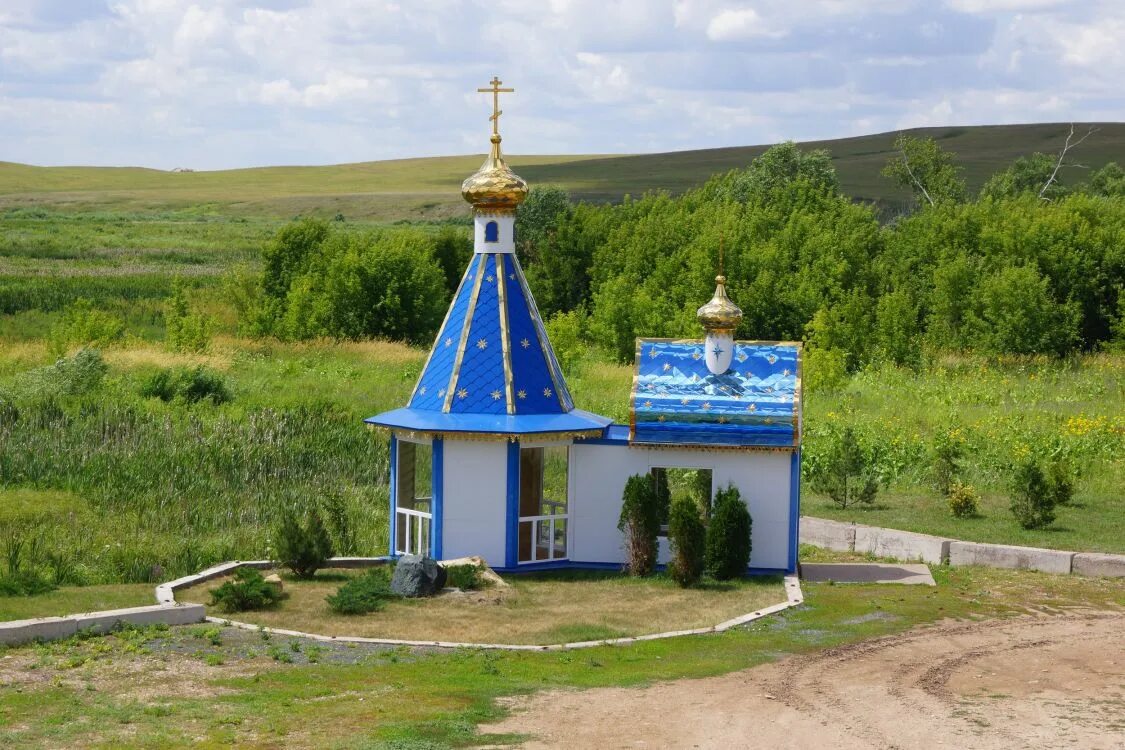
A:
[[630, 339, 802, 447], [367, 252, 607, 436]]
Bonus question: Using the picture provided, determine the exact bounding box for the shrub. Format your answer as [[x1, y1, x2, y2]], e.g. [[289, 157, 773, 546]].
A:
[[931, 427, 964, 496], [208, 567, 282, 613], [165, 281, 213, 353], [326, 567, 396, 615], [48, 298, 125, 355], [139, 366, 231, 405], [1009, 460, 1056, 529], [1047, 460, 1075, 507], [667, 496, 706, 587], [27, 348, 108, 396], [274, 509, 334, 579], [947, 482, 980, 518], [0, 570, 56, 597], [442, 562, 487, 591], [705, 484, 753, 580], [617, 474, 661, 576], [810, 426, 878, 509]]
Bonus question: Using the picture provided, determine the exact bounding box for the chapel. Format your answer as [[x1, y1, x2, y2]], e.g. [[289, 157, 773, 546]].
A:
[[366, 78, 802, 573]]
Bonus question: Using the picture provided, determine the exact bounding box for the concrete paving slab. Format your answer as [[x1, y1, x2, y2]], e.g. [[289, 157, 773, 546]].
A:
[[799, 562, 936, 586]]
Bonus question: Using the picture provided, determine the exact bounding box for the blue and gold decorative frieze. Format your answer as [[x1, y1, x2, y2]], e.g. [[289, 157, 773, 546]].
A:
[[629, 339, 802, 447]]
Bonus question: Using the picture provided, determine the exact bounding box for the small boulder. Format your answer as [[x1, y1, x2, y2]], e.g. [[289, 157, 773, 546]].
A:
[[390, 555, 447, 598], [264, 573, 284, 593]]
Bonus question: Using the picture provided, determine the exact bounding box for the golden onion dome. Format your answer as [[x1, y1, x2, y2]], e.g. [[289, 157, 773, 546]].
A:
[[461, 134, 528, 211], [697, 275, 743, 333]]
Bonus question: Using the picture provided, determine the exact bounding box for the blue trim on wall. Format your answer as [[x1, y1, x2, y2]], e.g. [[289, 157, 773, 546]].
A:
[[788, 448, 801, 573], [504, 441, 520, 569], [431, 438, 444, 560], [388, 436, 398, 557]]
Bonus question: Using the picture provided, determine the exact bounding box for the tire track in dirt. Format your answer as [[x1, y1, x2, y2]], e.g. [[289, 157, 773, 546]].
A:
[[480, 610, 1125, 749]]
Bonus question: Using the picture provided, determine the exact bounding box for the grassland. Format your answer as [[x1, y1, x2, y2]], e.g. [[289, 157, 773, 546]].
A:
[[1, 559, 1122, 748], [184, 567, 786, 645], [3, 122, 1122, 219]]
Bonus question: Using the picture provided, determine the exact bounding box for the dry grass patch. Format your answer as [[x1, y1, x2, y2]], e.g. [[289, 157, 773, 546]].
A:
[[102, 343, 234, 371], [184, 567, 788, 645]]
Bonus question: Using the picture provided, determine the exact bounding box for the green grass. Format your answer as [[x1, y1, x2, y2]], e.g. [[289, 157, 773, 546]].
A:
[[0, 338, 1120, 591], [804, 356, 1124, 552], [0, 583, 154, 621], [3, 123, 1122, 219], [0, 561, 1121, 748]]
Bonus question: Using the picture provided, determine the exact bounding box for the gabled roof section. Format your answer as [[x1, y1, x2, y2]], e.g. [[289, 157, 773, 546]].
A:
[[630, 339, 802, 448], [366, 252, 605, 436]]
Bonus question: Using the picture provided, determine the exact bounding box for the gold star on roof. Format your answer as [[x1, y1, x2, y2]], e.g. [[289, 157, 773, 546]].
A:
[[520, 338, 530, 349], [543, 387, 552, 398], [491, 390, 501, 400], [643, 400, 653, 408], [649, 347, 658, 358], [457, 388, 468, 399], [509, 273, 515, 280], [444, 337, 452, 347], [783, 368, 791, 376], [663, 363, 671, 372], [718, 416, 728, 424], [768, 354, 778, 364], [681, 397, 689, 405], [486, 274, 495, 283], [737, 352, 748, 363], [657, 415, 665, 422], [477, 338, 488, 350], [747, 404, 756, 412], [692, 351, 701, 360], [419, 386, 427, 395], [766, 386, 774, 393], [517, 389, 526, 400], [701, 402, 712, 410], [765, 417, 774, 424], [438, 388, 446, 397]]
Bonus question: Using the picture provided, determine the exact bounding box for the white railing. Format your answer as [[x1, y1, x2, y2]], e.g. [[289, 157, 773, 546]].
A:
[[395, 506, 432, 556], [518, 510, 568, 563]]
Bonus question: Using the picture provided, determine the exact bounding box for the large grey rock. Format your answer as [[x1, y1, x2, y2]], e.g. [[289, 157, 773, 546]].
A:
[[948, 541, 1073, 574], [390, 555, 447, 597], [1072, 552, 1125, 578], [854, 526, 951, 564], [799, 517, 856, 552]]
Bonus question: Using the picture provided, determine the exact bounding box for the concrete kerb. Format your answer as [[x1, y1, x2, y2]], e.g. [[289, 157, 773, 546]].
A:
[[948, 541, 1074, 575], [160, 556, 803, 651], [1072, 552, 1125, 578], [800, 515, 1125, 579], [0, 604, 205, 647]]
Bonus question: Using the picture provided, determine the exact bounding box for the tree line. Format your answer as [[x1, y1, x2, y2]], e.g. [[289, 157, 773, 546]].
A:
[[238, 135, 1125, 381]]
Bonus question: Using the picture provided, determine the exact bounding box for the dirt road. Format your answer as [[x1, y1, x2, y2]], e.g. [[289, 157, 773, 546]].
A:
[[481, 610, 1125, 749]]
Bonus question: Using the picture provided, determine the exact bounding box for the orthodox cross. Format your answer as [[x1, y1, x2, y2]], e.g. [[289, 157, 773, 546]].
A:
[[477, 76, 514, 136]]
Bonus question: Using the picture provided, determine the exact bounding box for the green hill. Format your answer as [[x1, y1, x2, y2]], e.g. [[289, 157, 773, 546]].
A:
[[1, 122, 1121, 220]]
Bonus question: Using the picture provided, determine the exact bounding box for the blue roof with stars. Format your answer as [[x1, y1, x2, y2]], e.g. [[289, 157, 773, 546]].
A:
[[366, 252, 610, 436], [629, 339, 802, 448]]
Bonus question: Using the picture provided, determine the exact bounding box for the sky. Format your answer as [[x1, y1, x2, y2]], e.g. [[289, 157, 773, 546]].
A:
[[1, 0, 1122, 170]]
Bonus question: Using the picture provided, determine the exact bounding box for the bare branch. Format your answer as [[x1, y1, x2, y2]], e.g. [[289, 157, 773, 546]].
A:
[[900, 150, 935, 207], [1039, 123, 1100, 200]]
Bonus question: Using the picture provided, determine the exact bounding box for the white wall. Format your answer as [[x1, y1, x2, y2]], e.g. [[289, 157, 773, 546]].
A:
[[473, 212, 515, 253], [569, 444, 794, 570], [441, 440, 509, 566]]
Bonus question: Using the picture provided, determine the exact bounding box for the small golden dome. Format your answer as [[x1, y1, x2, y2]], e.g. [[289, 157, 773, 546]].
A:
[[461, 134, 528, 211], [697, 275, 743, 333]]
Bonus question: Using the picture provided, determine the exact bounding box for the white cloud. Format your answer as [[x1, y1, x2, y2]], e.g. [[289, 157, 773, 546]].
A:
[[0, 0, 1121, 169], [706, 8, 786, 40]]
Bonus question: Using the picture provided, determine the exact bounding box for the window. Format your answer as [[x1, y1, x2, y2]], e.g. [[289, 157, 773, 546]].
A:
[[395, 440, 432, 555], [518, 445, 569, 562], [650, 468, 712, 535], [484, 220, 499, 243]]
